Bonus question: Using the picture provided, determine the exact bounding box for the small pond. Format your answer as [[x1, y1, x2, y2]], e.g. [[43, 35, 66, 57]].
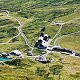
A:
[[0, 57, 12, 62]]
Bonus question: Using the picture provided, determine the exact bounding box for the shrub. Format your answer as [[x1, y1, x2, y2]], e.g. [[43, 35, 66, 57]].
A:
[[5, 59, 21, 66], [35, 67, 46, 76], [49, 65, 63, 75]]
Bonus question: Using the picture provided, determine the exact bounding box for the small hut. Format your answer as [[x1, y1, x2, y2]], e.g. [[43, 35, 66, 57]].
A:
[[27, 51, 33, 56], [9, 50, 24, 58], [1, 52, 9, 58], [35, 55, 49, 63]]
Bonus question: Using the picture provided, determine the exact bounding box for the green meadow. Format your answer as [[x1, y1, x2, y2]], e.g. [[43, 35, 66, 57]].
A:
[[0, 0, 80, 80]]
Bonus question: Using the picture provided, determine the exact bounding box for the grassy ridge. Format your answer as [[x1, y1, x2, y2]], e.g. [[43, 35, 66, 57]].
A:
[[57, 32, 80, 53]]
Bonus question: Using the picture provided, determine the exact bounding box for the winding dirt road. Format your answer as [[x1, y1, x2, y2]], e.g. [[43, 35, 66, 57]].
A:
[[0, 10, 32, 48], [0, 10, 80, 59], [50, 17, 80, 46]]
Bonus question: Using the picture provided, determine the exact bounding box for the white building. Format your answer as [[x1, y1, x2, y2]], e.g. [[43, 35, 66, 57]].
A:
[[38, 36, 43, 40], [9, 50, 24, 58]]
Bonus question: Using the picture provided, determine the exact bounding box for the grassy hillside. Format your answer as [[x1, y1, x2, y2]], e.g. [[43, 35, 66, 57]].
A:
[[57, 32, 80, 53], [0, 0, 80, 80], [0, 0, 80, 47], [0, 54, 60, 80], [0, 53, 80, 80]]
